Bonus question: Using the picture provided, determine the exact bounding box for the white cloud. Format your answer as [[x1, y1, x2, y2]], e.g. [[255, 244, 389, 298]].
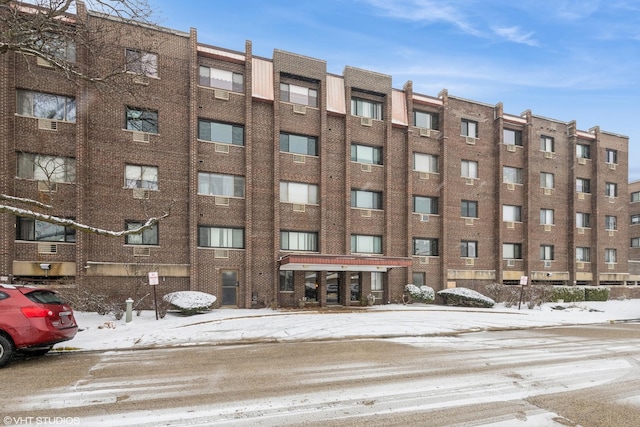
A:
[[492, 26, 538, 46]]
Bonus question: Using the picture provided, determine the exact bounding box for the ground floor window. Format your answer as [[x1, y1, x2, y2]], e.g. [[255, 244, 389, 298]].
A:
[[279, 270, 293, 292], [413, 272, 425, 287], [305, 272, 318, 301], [350, 273, 361, 302]]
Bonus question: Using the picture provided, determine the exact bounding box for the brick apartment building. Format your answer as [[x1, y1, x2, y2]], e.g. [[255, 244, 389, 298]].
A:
[[1, 4, 638, 308], [630, 181, 640, 280]]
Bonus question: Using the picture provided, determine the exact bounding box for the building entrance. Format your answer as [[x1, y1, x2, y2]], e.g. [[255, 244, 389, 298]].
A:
[[221, 269, 238, 306], [326, 272, 341, 304]]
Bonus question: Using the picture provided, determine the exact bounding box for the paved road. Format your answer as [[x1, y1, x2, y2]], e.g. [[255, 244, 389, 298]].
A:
[[3, 323, 640, 426]]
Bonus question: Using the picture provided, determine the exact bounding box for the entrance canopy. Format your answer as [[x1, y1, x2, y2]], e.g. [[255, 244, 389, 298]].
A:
[[279, 254, 412, 272]]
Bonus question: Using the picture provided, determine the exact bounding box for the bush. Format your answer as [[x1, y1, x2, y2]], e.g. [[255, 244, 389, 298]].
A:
[[404, 284, 435, 303], [437, 288, 495, 308], [584, 286, 610, 302], [551, 286, 585, 303]]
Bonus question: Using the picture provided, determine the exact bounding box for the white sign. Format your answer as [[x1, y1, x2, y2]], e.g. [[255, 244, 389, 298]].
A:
[[519, 275, 529, 285], [148, 271, 159, 286]]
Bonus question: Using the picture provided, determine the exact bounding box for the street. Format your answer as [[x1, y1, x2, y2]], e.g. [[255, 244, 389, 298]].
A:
[[3, 323, 640, 426]]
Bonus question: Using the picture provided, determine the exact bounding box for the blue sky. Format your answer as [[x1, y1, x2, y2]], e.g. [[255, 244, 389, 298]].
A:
[[147, 0, 640, 182]]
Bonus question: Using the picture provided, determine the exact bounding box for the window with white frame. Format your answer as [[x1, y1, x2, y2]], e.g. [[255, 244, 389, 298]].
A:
[[351, 97, 382, 119], [280, 133, 318, 156], [605, 182, 617, 197], [125, 48, 158, 77], [540, 209, 554, 225], [631, 238, 640, 248], [198, 226, 244, 248], [280, 231, 318, 251], [576, 178, 591, 193], [371, 272, 383, 292], [632, 191, 640, 203], [281, 83, 317, 107], [503, 243, 522, 259], [461, 160, 478, 179], [280, 181, 318, 204], [413, 110, 439, 130], [351, 189, 382, 210], [540, 172, 554, 189], [413, 196, 438, 215], [351, 235, 382, 254], [503, 166, 523, 184], [17, 153, 76, 183], [605, 149, 618, 164], [125, 165, 158, 190], [605, 215, 617, 231], [461, 200, 478, 218], [16, 218, 76, 242], [503, 205, 522, 222], [413, 153, 438, 173], [199, 66, 243, 92], [576, 247, 590, 262], [198, 119, 244, 145], [351, 144, 382, 165], [16, 90, 76, 122], [576, 212, 591, 228], [540, 245, 554, 261], [198, 172, 244, 197], [605, 248, 617, 263], [461, 119, 478, 138], [125, 221, 158, 245], [632, 214, 640, 225], [461, 240, 477, 258], [576, 144, 591, 159], [126, 107, 158, 134], [413, 238, 438, 256], [503, 129, 522, 146], [540, 135, 554, 152]]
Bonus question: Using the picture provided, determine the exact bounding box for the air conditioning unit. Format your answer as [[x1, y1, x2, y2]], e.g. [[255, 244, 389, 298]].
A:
[[419, 172, 429, 180], [577, 227, 585, 235], [36, 57, 53, 68], [361, 163, 372, 172], [132, 131, 150, 143], [544, 260, 552, 268], [465, 258, 475, 266], [419, 127, 431, 138], [608, 163, 617, 170], [465, 136, 476, 145], [578, 192, 585, 200], [293, 155, 306, 164], [215, 143, 230, 154], [544, 188, 552, 196], [214, 89, 230, 100], [38, 243, 57, 254], [544, 151, 554, 159], [361, 209, 372, 218], [420, 213, 430, 222], [214, 249, 229, 259], [132, 188, 149, 200], [465, 218, 474, 226], [292, 104, 306, 114], [577, 262, 585, 269], [607, 263, 615, 270], [38, 118, 58, 131], [133, 246, 151, 257], [419, 256, 429, 265], [506, 221, 515, 229], [360, 117, 373, 127], [133, 75, 149, 86], [608, 196, 616, 204], [506, 144, 516, 152], [215, 196, 230, 206], [465, 178, 474, 186], [507, 259, 515, 267], [577, 157, 587, 165], [507, 183, 515, 191], [37, 181, 57, 192], [544, 224, 552, 232], [608, 229, 615, 236], [292, 204, 306, 212]]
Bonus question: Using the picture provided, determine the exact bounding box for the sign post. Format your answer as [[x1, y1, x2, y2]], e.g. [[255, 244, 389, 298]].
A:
[[518, 275, 528, 310], [148, 271, 159, 320]]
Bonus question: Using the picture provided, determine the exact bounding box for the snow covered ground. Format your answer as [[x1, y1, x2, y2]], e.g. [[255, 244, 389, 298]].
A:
[[54, 299, 640, 352]]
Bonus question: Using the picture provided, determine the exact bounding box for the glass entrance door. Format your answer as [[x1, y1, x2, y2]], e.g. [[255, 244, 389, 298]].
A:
[[326, 271, 341, 304], [221, 269, 238, 306]]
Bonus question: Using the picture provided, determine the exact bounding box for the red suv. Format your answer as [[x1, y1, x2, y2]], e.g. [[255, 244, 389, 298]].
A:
[[0, 284, 78, 367]]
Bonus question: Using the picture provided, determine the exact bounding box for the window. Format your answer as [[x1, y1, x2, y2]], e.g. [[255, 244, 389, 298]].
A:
[[632, 214, 640, 225], [503, 129, 522, 146], [503, 166, 523, 184], [503, 243, 522, 259], [605, 248, 617, 263], [605, 215, 617, 231], [16, 218, 75, 242], [281, 83, 317, 107], [125, 165, 158, 190], [461, 160, 478, 179], [576, 247, 590, 262], [576, 178, 591, 194], [605, 182, 617, 197], [540, 172, 554, 189], [540, 209, 554, 225], [199, 66, 243, 92], [461, 241, 477, 258], [198, 173, 244, 197], [577, 144, 591, 159], [351, 97, 382, 119], [503, 205, 522, 222], [281, 133, 317, 156], [17, 153, 76, 183], [16, 90, 76, 122], [413, 238, 438, 256], [351, 144, 382, 165], [413, 153, 439, 173], [351, 190, 382, 210], [631, 238, 640, 248], [461, 200, 478, 218], [198, 120, 244, 145], [632, 191, 640, 203], [35, 33, 76, 62], [371, 272, 383, 292], [461, 119, 478, 138], [412, 273, 425, 287], [125, 222, 158, 246], [280, 182, 318, 204], [279, 271, 294, 292], [125, 49, 158, 77], [540, 135, 554, 152], [606, 149, 618, 164], [126, 107, 158, 134], [576, 212, 591, 228], [351, 235, 382, 254], [540, 245, 554, 261], [198, 226, 244, 248], [413, 111, 439, 130], [281, 231, 318, 251], [413, 196, 438, 215]]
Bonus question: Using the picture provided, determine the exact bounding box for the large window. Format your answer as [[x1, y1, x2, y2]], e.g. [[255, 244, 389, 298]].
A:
[[540, 209, 554, 225], [540, 172, 554, 189], [461, 160, 478, 179], [461, 200, 478, 218], [351, 235, 382, 254], [35, 33, 76, 62], [125, 165, 158, 190], [540, 245, 554, 261], [351, 190, 382, 210], [125, 49, 158, 77], [280, 133, 318, 156], [279, 271, 294, 292], [281, 83, 317, 107], [605, 215, 617, 231], [632, 191, 640, 203], [503, 129, 522, 146], [17, 90, 76, 122], [351, 144, 382, 165], [280, 182, 318, 204], [17, 153, 76, 183], [632, 238, 640, 248], [413, 153, 439, 173], [605, 248, 617, 263], [281, 231, 318, 251], [605, 149, 618, 164], [198, 120, 244, 145], [576, 247, 590, 262], [351, 97, 382, 119], [632, 214, 640, 225], [16, 218, 75, 242], [577, 144, 591, 159], [461, 240, 477, 258], [198, 173, 244, 197], [503, 243, 522, 259], [126, 107, 158, 134], [198, 226, 244, 248], [413, 196, 438, 215], [413, 111, 439, 130], [125, 222, 158, 246], [413, 238, 438, 256], [503, 166, 523, 184], [503, 205, 522, 222], [605, 182, 618, 197], [576, 212, 591, 228], [461, 119, 478, 138], [199, 66, 243, 92], [540, 135, 554, 153], [576, 178, 591, 194]]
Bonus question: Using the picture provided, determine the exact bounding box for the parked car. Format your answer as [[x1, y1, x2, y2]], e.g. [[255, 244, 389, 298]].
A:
[[0, 284, 78, 367]]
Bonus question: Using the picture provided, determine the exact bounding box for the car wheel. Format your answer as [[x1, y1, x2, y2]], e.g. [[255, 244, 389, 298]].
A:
[[0, 335, 14, 368]]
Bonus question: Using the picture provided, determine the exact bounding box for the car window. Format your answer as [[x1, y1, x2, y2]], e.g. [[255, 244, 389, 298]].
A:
[[0, 291, 8, 300], [25, 290, 65, 305]]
